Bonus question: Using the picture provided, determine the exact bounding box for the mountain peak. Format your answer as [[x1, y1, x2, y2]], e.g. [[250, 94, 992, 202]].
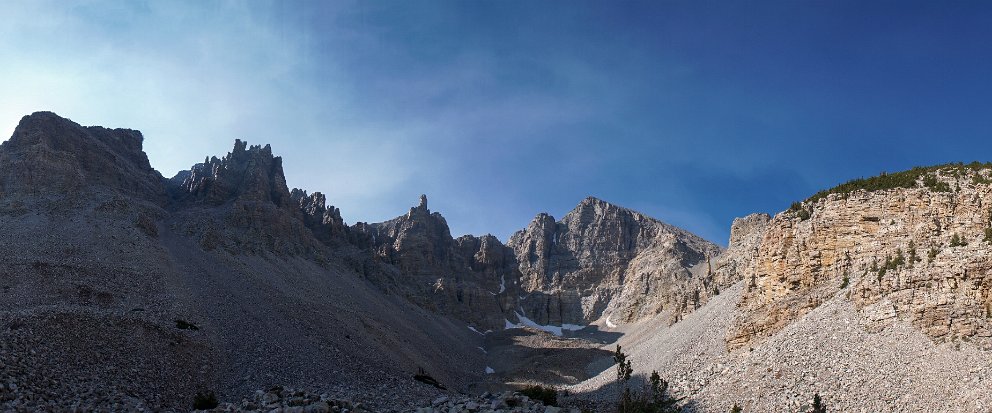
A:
[[580, 195, 607, 205], [565, 195, 647, 223], [14, 111, 77, 130], [408, 194, 429, 215], [0, 111, 162, 201], [9, 111, 145, 150], [12, 111, 72, 134], [571, 196, 616, 213], [172, 139, 290, 206]]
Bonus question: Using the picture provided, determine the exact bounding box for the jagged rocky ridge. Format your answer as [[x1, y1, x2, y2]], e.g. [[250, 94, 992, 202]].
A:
[[168, 139, 325, 256], [332, 194, 728, 332], [507, 198, 723, 327], [348, 195, 523, 329]]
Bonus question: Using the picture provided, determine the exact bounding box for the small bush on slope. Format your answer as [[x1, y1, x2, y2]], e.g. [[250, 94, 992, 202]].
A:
[[613, 346, 680, 413], [811, 393, 827, 413], [520, 385, 557, 407]]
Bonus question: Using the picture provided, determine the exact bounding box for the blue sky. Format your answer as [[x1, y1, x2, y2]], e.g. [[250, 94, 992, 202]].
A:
[[2, 1, 992, 244]]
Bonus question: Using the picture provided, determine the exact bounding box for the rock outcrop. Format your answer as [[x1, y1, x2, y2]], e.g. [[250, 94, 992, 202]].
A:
[[507, 197, 723, 327], [171, 139, 290, 207], [0, 112, 166, 203], [168, 140, 321, 255], [290, 188, 348, 245], [351, 195, 521, 329], [728, 166, 992, 350], [710, 213, 771, 293]]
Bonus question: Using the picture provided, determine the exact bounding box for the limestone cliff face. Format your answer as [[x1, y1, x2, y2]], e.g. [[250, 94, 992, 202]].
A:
[[711, 213, 771, 288], [728, 168, 992, 350], [507, 197, 723, 326], [352, 195, 521, 329]]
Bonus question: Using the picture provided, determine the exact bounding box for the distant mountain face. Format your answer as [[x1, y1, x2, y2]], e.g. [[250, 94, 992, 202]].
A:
[[172, 139, 290, 207], [167, 138, 324, 256], [337, 195, 729, 332], [506, 197, 724, 327], [348, 195, 523, 329]]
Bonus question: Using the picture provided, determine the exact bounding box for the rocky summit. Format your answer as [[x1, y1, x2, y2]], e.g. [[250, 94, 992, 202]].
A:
[[507, 197, 723, 327], [0, 112, 990, 413]]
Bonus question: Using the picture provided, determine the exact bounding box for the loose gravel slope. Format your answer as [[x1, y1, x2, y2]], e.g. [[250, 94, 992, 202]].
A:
[[572, 282, 992, 412]]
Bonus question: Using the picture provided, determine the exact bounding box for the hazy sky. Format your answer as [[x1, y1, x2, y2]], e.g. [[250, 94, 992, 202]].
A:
[[3, 1, 992, 244]]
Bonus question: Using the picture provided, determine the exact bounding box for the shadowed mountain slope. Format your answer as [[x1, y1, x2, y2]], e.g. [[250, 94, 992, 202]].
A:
[[0, 113, 484, 412]]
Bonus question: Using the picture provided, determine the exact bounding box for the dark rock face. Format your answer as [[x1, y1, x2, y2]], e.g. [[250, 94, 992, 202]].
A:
[[171, 139, 290, 207], [168, 140, 321, 256], [507, 197, 723, 326], [290, 188, 347, 244], [351, 195, 521, 329], [509, 212, 558, 291], [354, 195, 455, 272], [0, 112, 165, 203]]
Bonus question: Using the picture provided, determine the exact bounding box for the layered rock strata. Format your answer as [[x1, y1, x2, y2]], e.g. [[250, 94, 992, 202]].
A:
[[728, 168, 992, 350]]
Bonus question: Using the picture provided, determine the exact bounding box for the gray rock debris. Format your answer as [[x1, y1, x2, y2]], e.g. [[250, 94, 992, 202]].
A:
[[414, 391, 580, 413]]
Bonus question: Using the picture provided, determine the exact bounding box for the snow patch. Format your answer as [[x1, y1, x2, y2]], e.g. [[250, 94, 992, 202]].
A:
[[504, 311, 586, 337], [485, 366, 495, 374], [605, 315, 617, 329], [467, 326, 484, 335], [477, 346, 487, 354]]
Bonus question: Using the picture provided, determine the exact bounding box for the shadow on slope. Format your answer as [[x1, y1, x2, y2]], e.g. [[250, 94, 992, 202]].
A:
[[474, 326, 620, 398], [157, 220, 487, 409]]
